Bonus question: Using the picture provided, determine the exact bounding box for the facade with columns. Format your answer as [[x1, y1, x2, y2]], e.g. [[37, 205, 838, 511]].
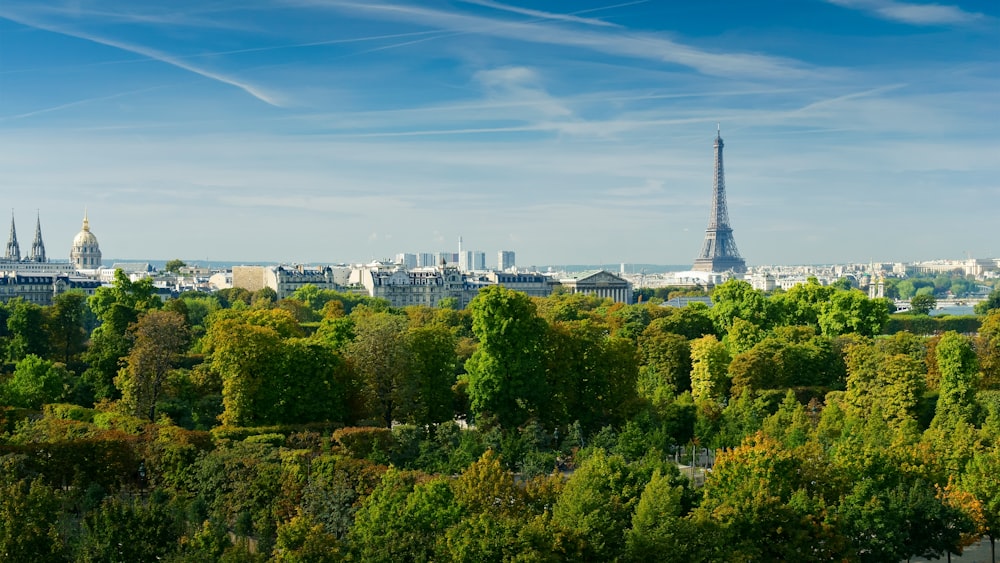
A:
[[558, 270, 633, 304]]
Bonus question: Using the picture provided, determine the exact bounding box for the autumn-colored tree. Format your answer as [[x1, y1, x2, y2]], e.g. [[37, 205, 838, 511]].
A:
[[117, 309, 190, 421]]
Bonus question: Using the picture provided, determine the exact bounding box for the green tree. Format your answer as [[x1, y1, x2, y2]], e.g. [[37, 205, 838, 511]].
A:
[[83, 270, 163, 401], [637, 328, 691, 404], [976, 288, 1000, 315], [46, 290, 88, 364], [818, 289, 890, 337], [164, 259, 187, 274], [624, 469, 690, 562], [465, 286, 547, 427], [963, 447, 1000, 562], [0, 479, 65, 562], [207, 319, 285, 426], [1, 354, 68, 409], [76, 495, 181, 563], [696, 434, 840, 561], [552, 450, 663, 560], [843, 340, 926, 428], [6, 298, 49, 362], [910, 293, 937, 315], [345, 312, 411, 428], [709, 279, 772, 333], [934, 331, 979, 422], [116, 309, 190, 421], [404, 324, 457, 425], [689, 335, 731, 405], [349, 468, 459, 562]]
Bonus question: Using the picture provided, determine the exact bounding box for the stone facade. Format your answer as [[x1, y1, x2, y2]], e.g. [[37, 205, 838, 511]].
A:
[[0, 273, 101, 306], [558, 270, 633, 304]]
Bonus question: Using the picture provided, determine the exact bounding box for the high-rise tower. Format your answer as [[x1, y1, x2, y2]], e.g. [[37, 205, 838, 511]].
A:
[[692, 127, 746, 274], [5, 212, 20, 261], [28, 212, 46, 263]]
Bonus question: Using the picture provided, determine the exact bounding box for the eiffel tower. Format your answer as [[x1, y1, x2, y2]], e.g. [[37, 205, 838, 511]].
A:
[[692, 126, 746, 273]]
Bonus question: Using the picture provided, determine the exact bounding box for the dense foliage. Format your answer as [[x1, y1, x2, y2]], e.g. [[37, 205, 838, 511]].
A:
[[1, 276, 1000, 561]]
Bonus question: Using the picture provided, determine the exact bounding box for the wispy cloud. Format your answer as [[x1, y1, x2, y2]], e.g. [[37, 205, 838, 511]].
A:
[[0, 86, 168, 121], [0, 9, 283, 106], [824, 0, 985, 25], [457, 0, 626, 28], [292, 0, 819, 80]]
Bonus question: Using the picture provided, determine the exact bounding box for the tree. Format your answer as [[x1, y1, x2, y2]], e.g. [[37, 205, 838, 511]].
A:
[[83, 270, 163, 401], [818, 290, 890, 337], [1, 354, 68, 409], [6, 298, 49, 362], [46, 290, 88, 364], [465, 286, 547, 427], [345, 312, 410, 428], [934, 331, 979, 422], [910, 293, 937, 315], [164, 259, 187, 274], [696, 434, 840, 561], [637, 328, 691, 404], [544, 319, 639, 432], [0, 479, 65, 562], [117, 309, 190, 421], [624, 469, 691, 562], [963, 447, 1000, 562], [76, 495, 181, 563], [208, 319, 285, 427], [349, 468, 459, 562], [689, 335, 731, 405], [552, 450, 660, 560], [976, 288, 1000, 315], [403, 325, 457, 425], [843, 340, 925, 428], [709, 279, 772, 333]]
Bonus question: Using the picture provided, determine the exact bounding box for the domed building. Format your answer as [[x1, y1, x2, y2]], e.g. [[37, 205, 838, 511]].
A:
[[70, 211, 102, 270]]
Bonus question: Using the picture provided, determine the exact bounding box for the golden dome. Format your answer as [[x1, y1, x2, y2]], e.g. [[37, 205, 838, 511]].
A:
[[72, 214, 99, 247]]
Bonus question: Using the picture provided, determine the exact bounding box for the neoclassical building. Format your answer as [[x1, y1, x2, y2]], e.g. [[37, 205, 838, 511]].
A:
[[70, 212, 102, 270]]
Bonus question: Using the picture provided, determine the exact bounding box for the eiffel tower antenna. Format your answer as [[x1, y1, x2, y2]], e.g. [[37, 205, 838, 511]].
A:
[[692, 126, 746, 274]]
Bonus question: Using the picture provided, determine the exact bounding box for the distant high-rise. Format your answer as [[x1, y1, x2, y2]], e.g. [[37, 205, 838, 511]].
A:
[[692, 127, 746, 274], [417, 253, 436, 268], [498, 250, 515, 271], [458, 250, 473, 272], [395, 253, 417, 269], [472, 251, 486, 272]]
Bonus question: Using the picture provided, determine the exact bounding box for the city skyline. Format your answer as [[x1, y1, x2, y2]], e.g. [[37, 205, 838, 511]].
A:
[[1, 1, 997, 266]]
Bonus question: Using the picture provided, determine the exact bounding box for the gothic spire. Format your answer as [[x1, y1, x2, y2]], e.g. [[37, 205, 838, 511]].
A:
[[28, 211, 46, 263], [5, 211, 20, 262]]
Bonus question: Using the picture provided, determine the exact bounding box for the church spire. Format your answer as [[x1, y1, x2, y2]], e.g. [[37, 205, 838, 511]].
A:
[[5, 211, 20, 262], [28, 211, 46, 263]]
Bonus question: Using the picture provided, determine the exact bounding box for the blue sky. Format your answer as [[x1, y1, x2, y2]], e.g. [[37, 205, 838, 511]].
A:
[[0, 0, 997, 267]]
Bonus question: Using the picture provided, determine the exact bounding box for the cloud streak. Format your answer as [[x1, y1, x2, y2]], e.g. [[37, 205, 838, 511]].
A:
[[293, 0, 819, 80], [0, 9, 283, 107], [457, 0, 627, 28], [824, 0, 985, 25]]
